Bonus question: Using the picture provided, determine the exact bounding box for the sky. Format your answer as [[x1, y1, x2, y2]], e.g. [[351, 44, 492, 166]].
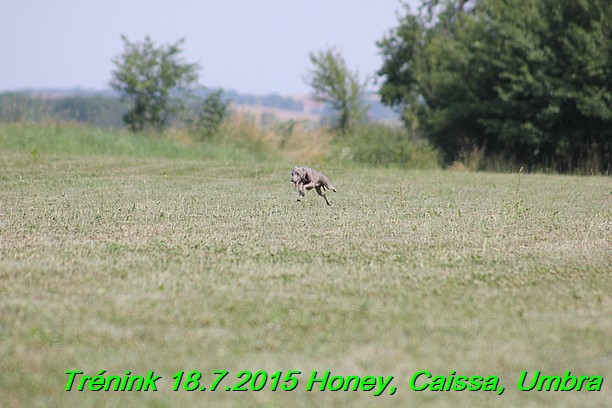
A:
[[1, 0, 418, 95]]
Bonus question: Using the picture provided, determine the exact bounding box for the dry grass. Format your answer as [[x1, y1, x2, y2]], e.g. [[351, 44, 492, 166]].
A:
[[0, 125, 610, 407], [218, 114, 334, 164]]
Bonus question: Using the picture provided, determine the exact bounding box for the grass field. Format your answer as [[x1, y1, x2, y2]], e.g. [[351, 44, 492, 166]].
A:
[[0, 124, 610, 407]]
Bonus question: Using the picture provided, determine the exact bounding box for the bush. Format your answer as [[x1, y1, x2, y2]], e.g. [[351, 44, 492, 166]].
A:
[[188, 89, 230, 141], [338, 124, 440, 169]]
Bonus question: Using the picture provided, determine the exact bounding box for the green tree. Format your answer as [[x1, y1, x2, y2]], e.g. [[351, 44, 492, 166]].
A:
[[304, 47, 369, 132], [477, 0, 612, 170], [110, 35, 200, 132], [378, 0, 611, 171]]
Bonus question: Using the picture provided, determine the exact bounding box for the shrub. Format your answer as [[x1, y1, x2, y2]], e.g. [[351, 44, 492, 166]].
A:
[[188, 89, 230, 141], [338, 124, 440, 169]]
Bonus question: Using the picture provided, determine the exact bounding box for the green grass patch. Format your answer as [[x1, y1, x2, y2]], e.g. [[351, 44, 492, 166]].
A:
[[0, 123, 271, 163], [0, 124, 610, 407]]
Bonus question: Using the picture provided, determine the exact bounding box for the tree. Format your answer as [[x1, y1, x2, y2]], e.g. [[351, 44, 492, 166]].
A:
[[477, 0, 612, 170], [188, 89, 230, 140], [110, 35, 200, 132], [304, 47, 369, 132], [378, 0, 611, 172]]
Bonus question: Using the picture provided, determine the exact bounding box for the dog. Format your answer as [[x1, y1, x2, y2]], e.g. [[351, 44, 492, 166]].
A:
[[291, 166, 337, 206]]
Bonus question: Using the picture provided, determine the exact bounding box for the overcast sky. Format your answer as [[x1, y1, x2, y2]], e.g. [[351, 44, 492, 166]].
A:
[[1, 0, 418, 95]]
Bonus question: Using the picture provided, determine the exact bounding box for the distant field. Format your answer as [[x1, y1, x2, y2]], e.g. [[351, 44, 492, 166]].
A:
[[0, 125, 610, 407]]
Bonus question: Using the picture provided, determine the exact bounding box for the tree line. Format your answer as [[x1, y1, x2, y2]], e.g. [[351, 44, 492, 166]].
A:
[[106, 0, 609, 172], [0, 93, 127, 128], [2, 0, 610, 172]]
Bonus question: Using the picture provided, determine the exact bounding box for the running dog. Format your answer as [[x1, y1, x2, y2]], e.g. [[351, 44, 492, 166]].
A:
[[291, 166, 337, 206]]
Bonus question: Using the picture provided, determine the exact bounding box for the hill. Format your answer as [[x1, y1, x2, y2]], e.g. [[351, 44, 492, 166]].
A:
[[0, 88, 400, 128]]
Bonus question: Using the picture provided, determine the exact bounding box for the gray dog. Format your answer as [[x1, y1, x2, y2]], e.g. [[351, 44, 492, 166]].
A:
[[291, 166, 337, 206]]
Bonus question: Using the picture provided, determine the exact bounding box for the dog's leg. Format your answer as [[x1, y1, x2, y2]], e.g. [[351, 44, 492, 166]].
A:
[[316, 186, 332, 206], [302, 181, 316, 190], [321, 176, 337, 192], [296, 183, 305, 201]]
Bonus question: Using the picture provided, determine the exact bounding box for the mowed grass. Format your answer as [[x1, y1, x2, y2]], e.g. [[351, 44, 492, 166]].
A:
[[0, 124, 610, 407]]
